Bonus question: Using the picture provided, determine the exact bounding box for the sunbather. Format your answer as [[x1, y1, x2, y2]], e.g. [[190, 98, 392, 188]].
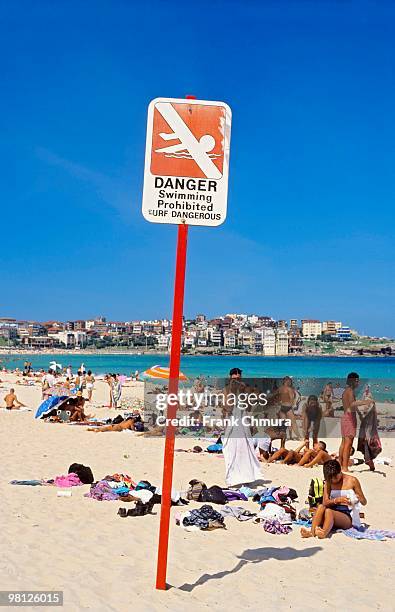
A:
[[88, 416, 137, 432], [4, 389, 26, 410], [301, 459, 367, 539], [268, 441, 306, 464], [299, 442, 331, 467]]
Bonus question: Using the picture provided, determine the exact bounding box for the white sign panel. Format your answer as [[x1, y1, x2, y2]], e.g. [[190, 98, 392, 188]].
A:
[[142, 97, 231, 226]]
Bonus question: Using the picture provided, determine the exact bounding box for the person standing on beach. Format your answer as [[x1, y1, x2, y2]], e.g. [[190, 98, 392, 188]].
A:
[[85, 370, 95, 402], [277, 376, 300, 440], [74, 371, 82, 392], [302, 395, 322, 448], [42, 369, 56, 399], [110, 374, 122, 408], [222, 368, 261, 486], [322, 382, 334, 416], [339, 372, 373, 472]]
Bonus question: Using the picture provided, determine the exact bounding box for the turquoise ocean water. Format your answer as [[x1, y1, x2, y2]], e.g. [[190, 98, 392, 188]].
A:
[[2, 354, 395, 401]]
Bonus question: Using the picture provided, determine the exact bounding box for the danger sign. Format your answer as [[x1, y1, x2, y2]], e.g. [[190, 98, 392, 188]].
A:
[[142, 97, 232, 226]]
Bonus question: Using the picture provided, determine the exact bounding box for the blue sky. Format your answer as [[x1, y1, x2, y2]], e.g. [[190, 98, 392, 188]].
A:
[[1, 1, 394, 336]]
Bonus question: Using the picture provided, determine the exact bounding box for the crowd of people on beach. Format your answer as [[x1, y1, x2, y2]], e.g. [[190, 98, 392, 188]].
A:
[[2, 357, 389, 540], [217, 367, 384, 539]]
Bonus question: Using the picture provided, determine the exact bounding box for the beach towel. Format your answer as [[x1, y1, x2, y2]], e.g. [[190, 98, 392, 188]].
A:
[[338, 527, 395, 541], [256, 503, 289, 524], [10, 479, 46, 486], [261, 519, 292, 534], [85, 481, 120, 501], [357, 406, 382, 463], [1, 407, 32, 412], [238, 486, 256, 498], [222, 489, 248, 502], [54, 473, 83, 487], [219, 505, 257, 521], [222, 403, 261, 486]]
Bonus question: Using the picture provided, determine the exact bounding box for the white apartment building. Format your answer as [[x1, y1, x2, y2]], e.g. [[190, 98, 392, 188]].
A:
[[302, 320, 323, 339], [183, 335, 196, 348], [208, 327, 222, 346], [263, 328, 276, 355], [224, 330, 237, 349], [157, 334, 171, 349], [52, 331, 86, 348], [256, 328, 276, 355], [276, 329, 289, 355], [322, 321, 342, 335]]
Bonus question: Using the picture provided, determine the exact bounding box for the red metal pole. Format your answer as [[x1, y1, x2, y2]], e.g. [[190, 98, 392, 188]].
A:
[[155, 222, 189, 590]]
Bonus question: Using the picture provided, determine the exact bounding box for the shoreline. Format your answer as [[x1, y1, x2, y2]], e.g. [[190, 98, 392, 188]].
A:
[[0, 349, 393, 359]]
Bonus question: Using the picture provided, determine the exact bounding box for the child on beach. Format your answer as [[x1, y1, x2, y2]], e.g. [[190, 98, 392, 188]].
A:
[[302, 395, 322, 448], [301, 459, 367, 539]]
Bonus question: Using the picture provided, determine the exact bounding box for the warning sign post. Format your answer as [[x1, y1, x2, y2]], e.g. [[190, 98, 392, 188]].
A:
[[142, 97, 231, 226], [142, 96, 231, 590]]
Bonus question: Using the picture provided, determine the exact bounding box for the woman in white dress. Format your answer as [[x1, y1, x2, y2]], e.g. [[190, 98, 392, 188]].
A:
[[222, 369, 262, 487]]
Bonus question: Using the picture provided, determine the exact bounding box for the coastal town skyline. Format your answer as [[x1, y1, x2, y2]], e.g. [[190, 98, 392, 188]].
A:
[[1, 313, 393, 356]]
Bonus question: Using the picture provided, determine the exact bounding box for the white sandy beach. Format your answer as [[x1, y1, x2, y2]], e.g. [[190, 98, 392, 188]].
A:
[[1, 374, 394, 611]]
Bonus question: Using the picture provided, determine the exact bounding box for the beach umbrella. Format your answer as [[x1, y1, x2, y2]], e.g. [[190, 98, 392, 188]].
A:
[[35, 395, 68, 419], [141, 365, 187, 381], [49, 361, 62, 372]]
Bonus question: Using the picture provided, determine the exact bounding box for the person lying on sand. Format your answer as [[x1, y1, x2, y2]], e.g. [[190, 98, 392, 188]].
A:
[[88, 416, 137, 432], [301, 459, 366, 539], [301, 445, 364, 468], [298, 441, 330, 467], [4, 389, 26, 410], [268, 440, 307, 464], [253, 436, 280, 462]]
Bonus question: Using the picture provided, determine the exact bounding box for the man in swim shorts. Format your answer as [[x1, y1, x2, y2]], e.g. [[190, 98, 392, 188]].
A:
[[4, 389, 25, 410], [339, 372, 373, 472]]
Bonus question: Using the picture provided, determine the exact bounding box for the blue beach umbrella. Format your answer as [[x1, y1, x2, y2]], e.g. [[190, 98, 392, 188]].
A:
[[35, 395, 68, 419]]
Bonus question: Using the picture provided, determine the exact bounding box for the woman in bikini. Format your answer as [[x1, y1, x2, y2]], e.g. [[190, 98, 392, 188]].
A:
[[301, 459, 367, 539]]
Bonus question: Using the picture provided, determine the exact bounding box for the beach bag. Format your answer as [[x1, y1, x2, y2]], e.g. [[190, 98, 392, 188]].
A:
[[112, 415, 124, 425], [308, 478, 324, 507], [186, 479, 206, 501], [57, 409, 71, 422], [134, 421, 144, 432], [200, 485, 227, 505], [135, 480, 156, 493], [207, 443, 223, 453], [68, 463, 94, 484]]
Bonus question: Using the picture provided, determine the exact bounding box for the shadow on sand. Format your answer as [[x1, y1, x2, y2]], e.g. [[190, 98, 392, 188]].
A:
[[177, 545, 322, 592]]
